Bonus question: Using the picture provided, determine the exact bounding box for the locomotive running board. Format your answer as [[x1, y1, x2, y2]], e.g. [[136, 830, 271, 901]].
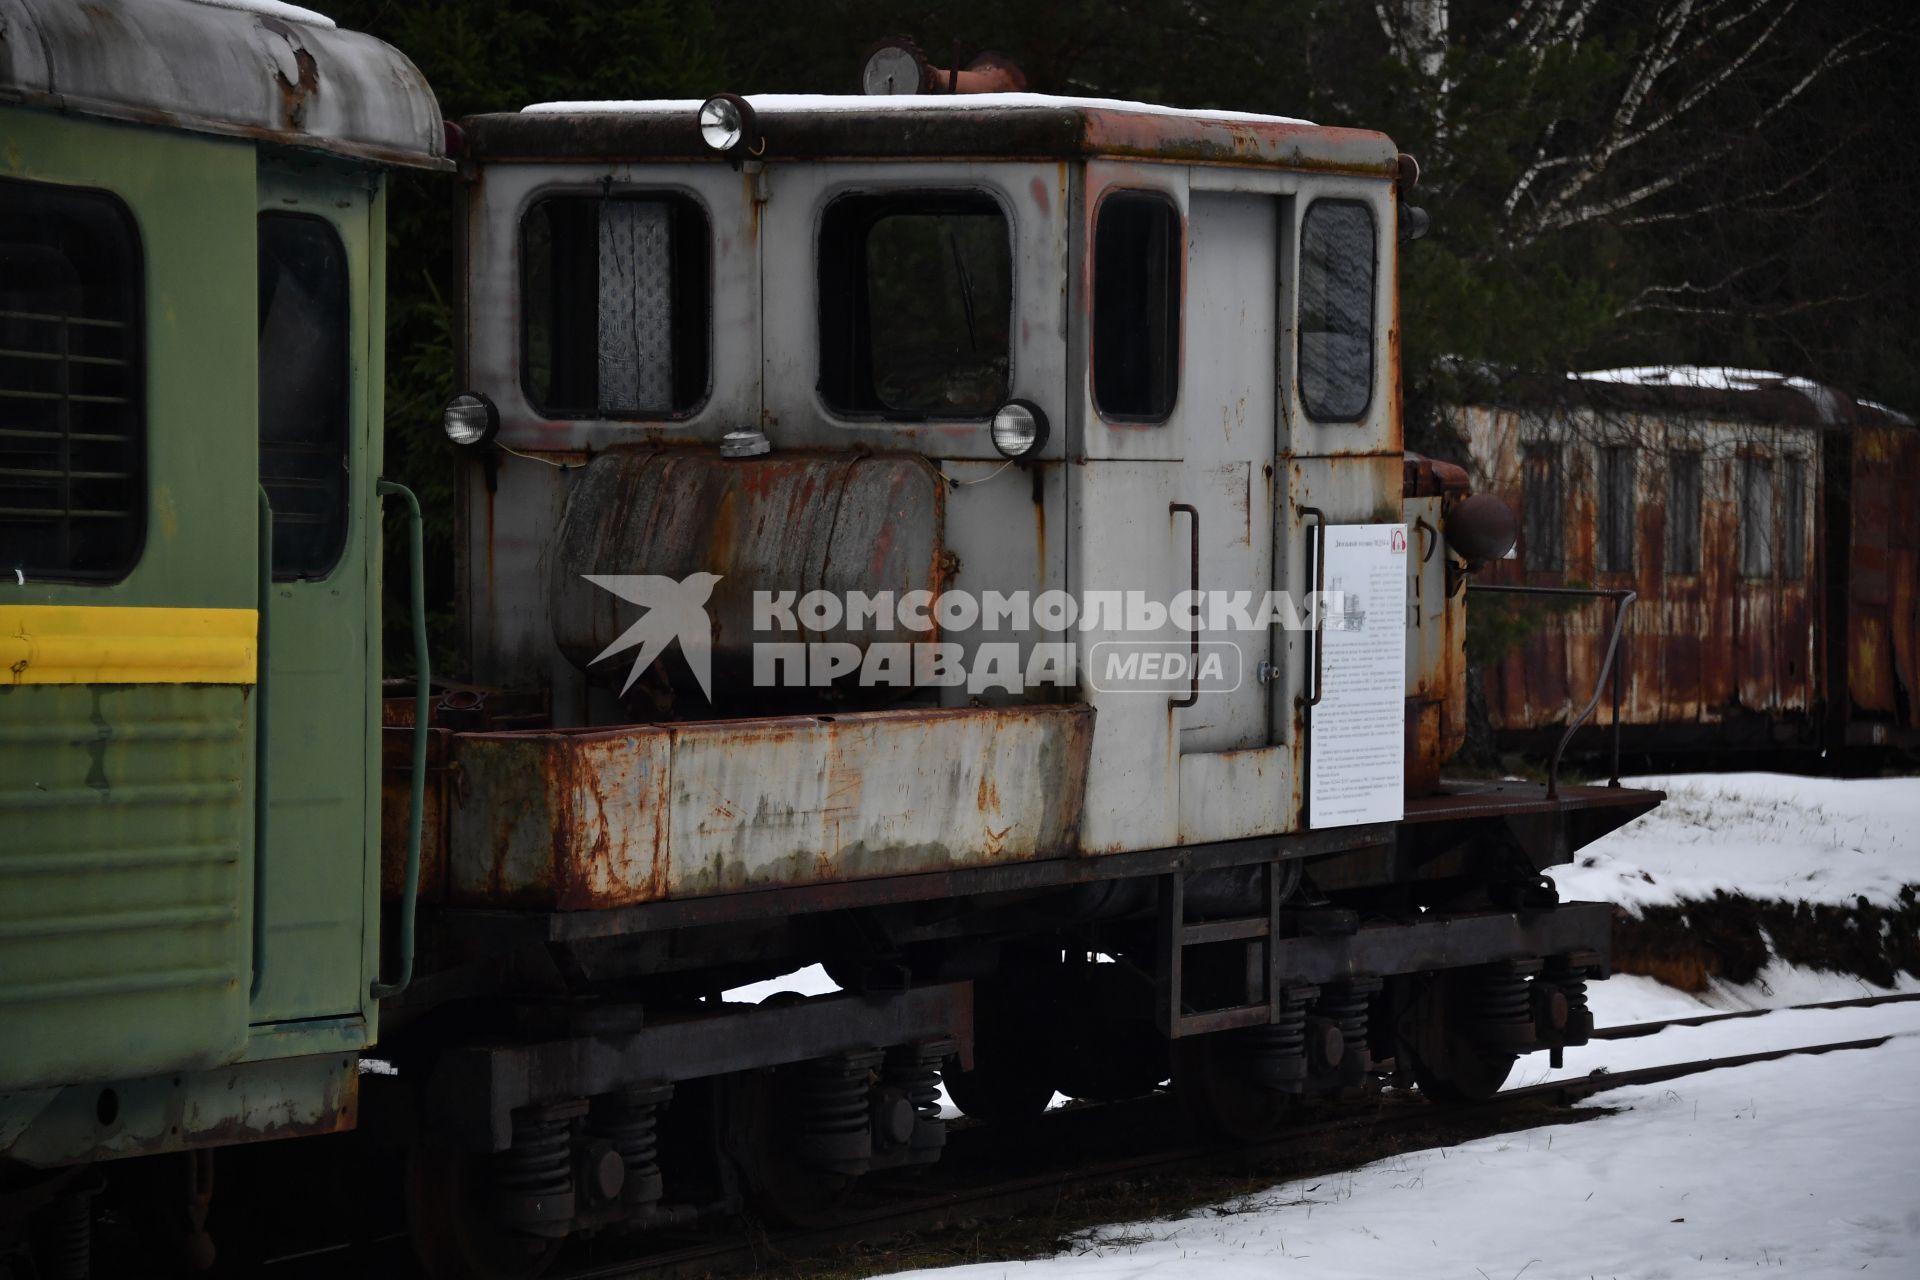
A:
[[1155, 895, 1614, 1038], [420, 981, 974, 1153]]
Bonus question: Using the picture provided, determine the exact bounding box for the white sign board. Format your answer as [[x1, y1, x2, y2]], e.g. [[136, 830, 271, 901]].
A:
[[1309, 523, 1408, 828]]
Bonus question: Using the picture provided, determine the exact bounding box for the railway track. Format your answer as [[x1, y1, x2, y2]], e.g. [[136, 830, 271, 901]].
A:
[[262, 992, 1920, 1280]]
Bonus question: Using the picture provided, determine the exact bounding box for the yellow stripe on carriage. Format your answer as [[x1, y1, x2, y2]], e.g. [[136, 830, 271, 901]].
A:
[[1, 605, 257, 685]]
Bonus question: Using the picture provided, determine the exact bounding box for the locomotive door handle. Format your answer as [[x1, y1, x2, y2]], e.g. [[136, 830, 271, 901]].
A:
[[1299, 505, 1327, 707], [1169, 503, 1200, 709], [372, 479, 429, 1001]]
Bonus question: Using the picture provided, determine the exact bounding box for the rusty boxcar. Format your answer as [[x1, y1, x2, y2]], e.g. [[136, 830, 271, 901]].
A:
[[1456, 367, 1918, 763]]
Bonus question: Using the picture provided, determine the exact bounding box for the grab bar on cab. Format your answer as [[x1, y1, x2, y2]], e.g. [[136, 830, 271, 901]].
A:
[[251, 487, 272, 1002], [1466, 584, 1636, 799], [1298, 506, 1327, 706], [372, 480, 429, 1000], [1169, 503, 1200, 709]]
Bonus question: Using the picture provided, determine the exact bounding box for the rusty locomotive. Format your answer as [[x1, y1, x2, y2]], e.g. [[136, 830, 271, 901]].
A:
[[0, 7, 1665, 1277]]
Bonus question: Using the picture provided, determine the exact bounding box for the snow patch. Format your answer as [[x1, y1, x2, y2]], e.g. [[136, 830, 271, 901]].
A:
[[1554, 772, 1920, 911], [522, 92, 1311, 127], [189, 0, 336, 30]]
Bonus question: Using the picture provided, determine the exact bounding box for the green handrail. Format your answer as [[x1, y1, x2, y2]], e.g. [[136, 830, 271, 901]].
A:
[[251, 486, 272, 1001], [372, 479, 428, 1000]]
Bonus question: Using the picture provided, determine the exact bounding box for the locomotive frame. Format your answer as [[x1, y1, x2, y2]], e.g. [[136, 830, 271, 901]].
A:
[[0, 6, 1667, 1276]]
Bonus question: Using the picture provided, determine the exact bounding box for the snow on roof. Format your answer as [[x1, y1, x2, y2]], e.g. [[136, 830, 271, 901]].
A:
[[521, 92, 1313, 128], [1574, 366, 1818, 392], [189, 0, 335, 29]]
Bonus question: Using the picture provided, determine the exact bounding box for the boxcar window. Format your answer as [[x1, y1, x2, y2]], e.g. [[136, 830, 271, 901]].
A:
[[1298, 200, 1375, 422], [1739, 454, 1775, 578], [0, 177, 144, 582], [522, 195, 710, 417], [1597, 445, 1635, 574], [1782, 456, 1807, 578], [258, 214, 350, 580], [1665, 451, 1702, 575], [818, 191, 1011, 418], [1522, 444, 1564, 571], [1093, 192, 1180, 420]]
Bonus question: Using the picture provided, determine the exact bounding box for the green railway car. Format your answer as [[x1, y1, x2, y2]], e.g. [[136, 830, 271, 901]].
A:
[[0, 0, 443, 1228]]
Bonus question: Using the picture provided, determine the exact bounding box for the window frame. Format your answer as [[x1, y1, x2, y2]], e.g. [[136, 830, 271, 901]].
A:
[[1090, 188, 1182, 425], [516, 188, 715, 422], [815, 187, 1015, 423], [256, 209, 352, 584], [1522, 442, 1565, 572], [1663, 450, 1703, 577], [1295, 197, 1378, 425], [1739, 451, 1776, 580], [0, 175, 148, 585], [1596, 444, 1636, 576]]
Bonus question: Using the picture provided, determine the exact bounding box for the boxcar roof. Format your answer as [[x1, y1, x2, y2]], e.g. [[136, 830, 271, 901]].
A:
[[0, 0, 449, 170], [1471, 366, 1913, 430], [467, 93, 1400, 174]]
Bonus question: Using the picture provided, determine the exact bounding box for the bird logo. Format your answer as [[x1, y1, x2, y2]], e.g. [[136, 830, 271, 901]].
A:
[[582, 572, 723, 701]]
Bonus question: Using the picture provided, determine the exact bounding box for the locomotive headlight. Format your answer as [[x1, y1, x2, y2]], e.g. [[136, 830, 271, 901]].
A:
[[989, 399, 1050, 459], [698, 94, 756, 154], [442, 390, 499, 448]]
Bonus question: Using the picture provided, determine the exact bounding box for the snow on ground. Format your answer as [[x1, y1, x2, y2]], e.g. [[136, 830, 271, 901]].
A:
[[1555, 772, 1920, 911], [878, 1030, 1920, 1280]]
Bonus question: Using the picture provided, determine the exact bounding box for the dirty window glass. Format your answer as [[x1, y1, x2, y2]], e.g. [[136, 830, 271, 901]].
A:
[[1298, 200, 1375, 422], [1739, 454, 1775, 578], [819, 192, 1011, 418], [522, 195, 710, 417], [0, 177, 144, 583], [258, 213, 350, 580], [1665, 452, 1702, 575], [1094, 192, 1180, 420], [1596, 445, 1635, 574], [1523, 444, 1563, 571], [1782, 456, 1807, 578]]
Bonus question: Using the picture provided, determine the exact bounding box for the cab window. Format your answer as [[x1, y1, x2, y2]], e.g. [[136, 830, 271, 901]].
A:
[[819, 192, 1011, 418], [1093, 192, 1180, 421], [0, 177, 144, 582], [522, 194, 711, 417], [258, 213, 350, 580], [1298, 199, 1375, 422]]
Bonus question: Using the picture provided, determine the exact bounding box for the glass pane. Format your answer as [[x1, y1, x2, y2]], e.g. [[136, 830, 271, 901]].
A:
[[258, 213, 349, 580], [1298, 200, 1375, 421], [1665, 453, 1702, 575], [865, 209, 1011, 416], [521, 196, 709, 417], [1783, 458, 1807, 578], [1093, 193, 1180, 420], [1740, 455, 1774, 578], [1598, 446, 1635, 573], [1523, 444, 1563, 571], [0, 177, 144, 582]]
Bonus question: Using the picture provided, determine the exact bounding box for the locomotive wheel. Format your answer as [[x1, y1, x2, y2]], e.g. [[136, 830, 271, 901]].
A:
[[726, 1072, 856, 1229], [1403, 973, 1518, 1104], [1172, 1033, 1289, 1140], [940, 949, 1063, 1124], [406, 1148, 565, 1280]]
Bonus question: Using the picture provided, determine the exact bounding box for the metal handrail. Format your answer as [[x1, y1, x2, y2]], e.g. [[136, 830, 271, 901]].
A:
[[1467, 584, 1637, 798]]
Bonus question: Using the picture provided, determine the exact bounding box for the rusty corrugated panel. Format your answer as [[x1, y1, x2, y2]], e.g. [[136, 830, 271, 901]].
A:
[[548, 450, 946, 711], [447, 704, 1095, 909]]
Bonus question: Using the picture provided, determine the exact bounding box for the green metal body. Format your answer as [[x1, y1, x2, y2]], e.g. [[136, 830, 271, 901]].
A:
[[0, 108, 389, 1165]]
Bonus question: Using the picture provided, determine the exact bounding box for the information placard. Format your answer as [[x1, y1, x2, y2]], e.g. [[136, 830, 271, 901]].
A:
[[1309, 523, 1409, 828]]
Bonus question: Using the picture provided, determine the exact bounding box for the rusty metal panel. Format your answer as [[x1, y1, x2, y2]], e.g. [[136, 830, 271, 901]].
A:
[[446, 704, 1094, 909], [548, 450, 946, 710], [380, 725, 448, 903], [1848, 427, 1920, 729], [0, 0, 448, 170]]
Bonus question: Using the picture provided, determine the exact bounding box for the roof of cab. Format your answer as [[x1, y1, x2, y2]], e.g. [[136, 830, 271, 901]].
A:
[[0, 0, 449, 170], [467, 93, 1399, 175]]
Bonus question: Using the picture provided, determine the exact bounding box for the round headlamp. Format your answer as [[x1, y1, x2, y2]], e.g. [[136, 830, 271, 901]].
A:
[[989, 399, 1050, 459], [442, 390, 499, 448], [698, 94, 756, 154]]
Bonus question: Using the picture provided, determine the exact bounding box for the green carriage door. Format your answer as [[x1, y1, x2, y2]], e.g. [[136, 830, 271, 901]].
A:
[[250, 168, 378, 1023]]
